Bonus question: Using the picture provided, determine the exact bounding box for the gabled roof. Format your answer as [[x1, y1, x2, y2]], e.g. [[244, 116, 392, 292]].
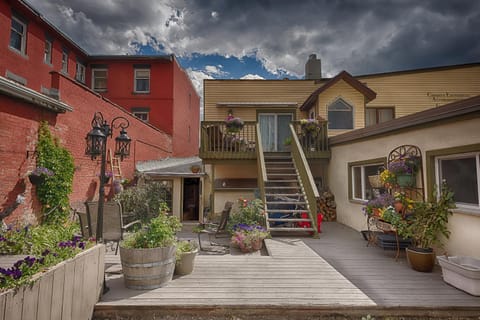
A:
[[329, 94, 480, 146], [299, 71, 377, 111]]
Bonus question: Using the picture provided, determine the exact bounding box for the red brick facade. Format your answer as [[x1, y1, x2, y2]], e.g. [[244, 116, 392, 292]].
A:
[[0, 0, 196, 225]]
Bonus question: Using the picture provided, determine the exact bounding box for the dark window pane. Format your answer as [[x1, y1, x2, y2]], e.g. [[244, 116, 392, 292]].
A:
[[364, 164, 383, 200], [328, 111, 353, 129], [365, 109, 376, 127], [353, 166, 362, 199], [441, 157, 478, 205], [9, 31, 22, 50], [379, 109, 394, 123], [136, 79, 149, 92]]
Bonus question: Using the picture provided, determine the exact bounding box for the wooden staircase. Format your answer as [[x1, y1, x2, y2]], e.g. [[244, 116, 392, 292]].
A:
[[263, 152, 315, 233]]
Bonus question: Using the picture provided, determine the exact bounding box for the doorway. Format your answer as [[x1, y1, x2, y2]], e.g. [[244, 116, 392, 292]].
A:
[[182, 178, 200, 221], [258, 113, 293, 152]]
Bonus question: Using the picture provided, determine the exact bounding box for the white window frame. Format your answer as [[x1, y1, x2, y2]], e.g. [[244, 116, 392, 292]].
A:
[[351, 162, 384, 201], [61, 50, 69, 73], [44, 39, 52, 64], [435, 152, 480, 212], [133, 111, 149, 122], [134, 68, 150, 93], [92, 69, 108, 92], [10, 15, 27, 54], [75, 62, 86, 83]]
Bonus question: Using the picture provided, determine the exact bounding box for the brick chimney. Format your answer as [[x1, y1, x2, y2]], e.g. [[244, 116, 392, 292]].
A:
[[305, 54, 322, 80]]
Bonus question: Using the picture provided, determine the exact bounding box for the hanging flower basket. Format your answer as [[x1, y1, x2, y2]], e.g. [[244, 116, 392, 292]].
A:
[[368, 175, 383, 188], [397, 174, 415, 187], [28, 174, 45, 185]]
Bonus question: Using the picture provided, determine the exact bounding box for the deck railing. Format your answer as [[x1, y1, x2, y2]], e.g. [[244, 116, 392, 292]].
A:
[[200, 120, 330, 160], [290, 123, 319, 237], [255, 123, 267, 217], [291, 120, 329, 158]]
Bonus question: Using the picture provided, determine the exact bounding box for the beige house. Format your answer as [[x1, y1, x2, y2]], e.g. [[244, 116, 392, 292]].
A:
[[201, 59, 480, 251]]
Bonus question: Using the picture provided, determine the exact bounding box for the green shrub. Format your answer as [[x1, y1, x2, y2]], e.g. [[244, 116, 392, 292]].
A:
[[35, 121, 74, 224], [227, 198, 265, 234], [114, 181, 171, 222], [121, 214, 181, 249]]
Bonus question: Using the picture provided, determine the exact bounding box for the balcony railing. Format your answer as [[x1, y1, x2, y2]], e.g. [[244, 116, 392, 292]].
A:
[[200, 120, 330, 160]]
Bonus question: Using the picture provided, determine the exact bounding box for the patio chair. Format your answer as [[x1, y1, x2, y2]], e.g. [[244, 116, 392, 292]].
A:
[[85, 200, 141, 254], [197, 201, 233, 251], [76, 210, 91, 238], [205, 125, 225, 151]]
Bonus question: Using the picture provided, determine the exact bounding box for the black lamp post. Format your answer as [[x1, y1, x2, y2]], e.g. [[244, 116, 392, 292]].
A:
[[85, 112, 131, 243]]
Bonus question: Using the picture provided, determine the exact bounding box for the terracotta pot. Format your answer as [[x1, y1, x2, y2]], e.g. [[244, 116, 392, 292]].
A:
[[406, 247, 435, 272]]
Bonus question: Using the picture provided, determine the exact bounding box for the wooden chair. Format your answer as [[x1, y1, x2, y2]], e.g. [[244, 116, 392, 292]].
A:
[[85, 201, 141, 254], [205, 125, 225, 151], [197, 201, 233, 251], [76, 211, 91, 238]]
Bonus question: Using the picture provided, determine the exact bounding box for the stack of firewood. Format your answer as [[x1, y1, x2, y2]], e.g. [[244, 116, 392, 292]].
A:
[[317, 189, 336, 221]]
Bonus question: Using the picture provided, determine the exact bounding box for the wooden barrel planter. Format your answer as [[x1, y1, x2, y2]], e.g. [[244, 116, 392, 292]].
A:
[[119, 245, 176, 290]]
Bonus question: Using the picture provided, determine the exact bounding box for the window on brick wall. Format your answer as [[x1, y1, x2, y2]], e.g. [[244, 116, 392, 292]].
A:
[[92, 69, 108, 91], [134, 69, 150, 93], [44, 39, 52, 64], [10, 15, 27, 54], [61, 50, 69, 73], [75, 61, 86, 83]]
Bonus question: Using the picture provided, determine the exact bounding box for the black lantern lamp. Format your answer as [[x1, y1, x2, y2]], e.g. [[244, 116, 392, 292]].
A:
[[84, 112, 130, 243], [115, 128, 131, 160], [85, 124, 106, 160]]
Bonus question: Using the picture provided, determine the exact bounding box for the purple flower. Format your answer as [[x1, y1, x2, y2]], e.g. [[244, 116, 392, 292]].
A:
[[30, 167, 54, 177], [78, 242, 86, 250], [42, 249, 50, 256]]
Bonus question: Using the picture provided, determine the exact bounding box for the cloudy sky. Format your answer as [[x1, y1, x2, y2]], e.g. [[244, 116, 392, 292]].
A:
[[27, 0, 480, 94]]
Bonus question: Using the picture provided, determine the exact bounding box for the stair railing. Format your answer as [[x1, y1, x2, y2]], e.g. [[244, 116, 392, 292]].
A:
[[255, 123, 268, 227], [289, 124, 319, 237]]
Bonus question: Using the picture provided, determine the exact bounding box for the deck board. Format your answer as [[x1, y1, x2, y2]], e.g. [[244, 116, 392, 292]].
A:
[[96, 222, 480, 315]]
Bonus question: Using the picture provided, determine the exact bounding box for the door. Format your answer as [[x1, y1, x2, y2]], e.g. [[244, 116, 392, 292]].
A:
[[182, 178, 200, 221], [258, 113, 293, 151]]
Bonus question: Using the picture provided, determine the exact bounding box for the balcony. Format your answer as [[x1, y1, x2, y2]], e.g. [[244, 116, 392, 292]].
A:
[[199, 120, 330, 161]]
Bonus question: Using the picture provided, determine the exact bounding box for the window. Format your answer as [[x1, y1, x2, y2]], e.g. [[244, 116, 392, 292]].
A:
[[328, 98, 353, 129], [75, 62, 86, 83], [61, 50, 69, 73], [10, 15, 27, 54], [133, 111, 149, 122], [351, 162, 385, 201], [92, 69, 108, 91], [134, 69, 150, 93], [158, 180, 173, 212], [436, 152, 480, 210], [44, 39, 52, 64], [366, 107, 394, 127]]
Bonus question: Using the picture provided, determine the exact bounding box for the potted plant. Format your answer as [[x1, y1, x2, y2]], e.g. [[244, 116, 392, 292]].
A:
[[225, 112, 244, 133], [175, 240, 198, 276], [28, 166, 54, 185], [393, 180, 455, 272], [230, 224, 270, 253], [386, 156, 420, 187], [119, 213, 181, 289]]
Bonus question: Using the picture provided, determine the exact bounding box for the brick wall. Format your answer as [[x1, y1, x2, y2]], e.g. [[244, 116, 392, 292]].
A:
[[0, 72, 172, 225]]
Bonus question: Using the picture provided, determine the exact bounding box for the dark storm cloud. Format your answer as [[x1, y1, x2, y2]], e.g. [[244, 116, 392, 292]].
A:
[[27, 0, 480, 77]]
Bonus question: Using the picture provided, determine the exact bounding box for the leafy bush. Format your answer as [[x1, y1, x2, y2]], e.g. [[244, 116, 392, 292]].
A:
[[114, 181, 171, 222], [227, 198, 265, 234], [121, 214, 181, 249], [35, 121, 75, 224]]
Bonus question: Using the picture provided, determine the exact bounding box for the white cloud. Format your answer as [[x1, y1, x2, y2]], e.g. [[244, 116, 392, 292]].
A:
[[204, 65, 227, 76], [240, 74, 265, 80]]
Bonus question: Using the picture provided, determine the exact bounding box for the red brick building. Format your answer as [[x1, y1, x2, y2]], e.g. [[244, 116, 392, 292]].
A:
[[0, 0, 199, 224]]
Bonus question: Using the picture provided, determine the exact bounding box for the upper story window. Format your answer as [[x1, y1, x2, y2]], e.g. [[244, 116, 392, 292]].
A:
[[75, 61, 86, 83], [44, 39, 53, 64], [134, 69, 150, 93], [350, 161, 385, 201], [328, 98, 353, 129], [366, 107, 394, 127], [61, 50, 69, 73], [436, 152, 480, 212], [92, 69, 108, 92], [10, 15, 27, 54]]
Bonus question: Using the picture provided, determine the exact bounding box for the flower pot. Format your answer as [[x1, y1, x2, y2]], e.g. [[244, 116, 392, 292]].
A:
[[28, 174, 45, 185], [120, 245, 176, 289], [396, 174, 415, 187], [406, 247, 435, 272], [190, 166, 200, 173], [175, 248, 198, 276], [252, 239, 263, 251]]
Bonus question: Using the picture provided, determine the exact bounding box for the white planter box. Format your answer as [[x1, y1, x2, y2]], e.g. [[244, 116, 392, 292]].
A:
[[437, 255, 480, 296], [0, 244, 105, 320]]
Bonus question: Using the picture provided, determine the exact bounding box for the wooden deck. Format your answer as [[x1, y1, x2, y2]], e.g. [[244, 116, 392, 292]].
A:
[[94, 222, 480, 319]]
